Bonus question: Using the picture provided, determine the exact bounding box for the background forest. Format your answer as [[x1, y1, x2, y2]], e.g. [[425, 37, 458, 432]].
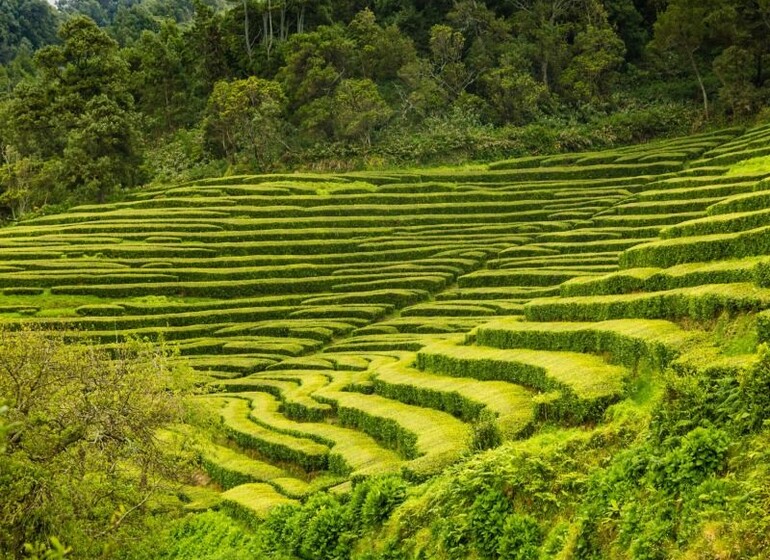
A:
[[1, 0, 770, 215]]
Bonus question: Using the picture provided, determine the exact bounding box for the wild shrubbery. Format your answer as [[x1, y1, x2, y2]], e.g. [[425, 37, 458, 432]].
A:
[[253, 475, 409, 560], [0, 327, 194, 558], [199, 334, 768, 560]]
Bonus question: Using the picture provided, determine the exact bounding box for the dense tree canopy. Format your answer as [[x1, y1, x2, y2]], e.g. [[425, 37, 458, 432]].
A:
[[0, 0, 768, 212]]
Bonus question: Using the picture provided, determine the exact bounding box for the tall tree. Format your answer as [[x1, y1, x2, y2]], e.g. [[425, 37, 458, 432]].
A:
[[510, 0, 580, 90], [5, 16, 143, 202], [204, 76, 288, 168], [652, 0, 735, 118], [0, 328, 190, 556], [332, 78, 391, 147], [129, 22, 194, 132]]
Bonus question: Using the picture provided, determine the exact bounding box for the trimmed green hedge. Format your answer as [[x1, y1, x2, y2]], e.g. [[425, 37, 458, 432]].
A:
[[474, 318, 696, 371], [459, 269, 595, 288], [620, 225, 770, 269], [661, 208, 770, 239], [707, 189, 770, 216], [486, 161, 682, 177], [415, 342, 624, 423], [215, 397, 331, 473], [525, 283, 770, 322]]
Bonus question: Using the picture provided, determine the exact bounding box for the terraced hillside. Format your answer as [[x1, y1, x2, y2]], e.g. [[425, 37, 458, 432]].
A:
[[2, 123, 770, 519]]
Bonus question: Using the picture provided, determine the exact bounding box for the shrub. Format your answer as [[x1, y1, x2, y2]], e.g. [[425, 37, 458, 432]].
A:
[[356, 476, 409, 529], [469, 488, 512, 558], [470, 409, 503, 452], [651, 427, 730, 493], [496, 514, 542, 560]]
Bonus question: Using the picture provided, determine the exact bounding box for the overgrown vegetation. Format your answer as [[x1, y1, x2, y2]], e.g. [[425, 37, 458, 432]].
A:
[[0, 327, 195, 558]]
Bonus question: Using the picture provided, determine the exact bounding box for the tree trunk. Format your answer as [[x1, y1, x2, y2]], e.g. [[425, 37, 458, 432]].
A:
[[280, 2, 287, 41], [266, 0, 274, 61], [689, 50, 708, 119], [243, 0, 252, 63], [297, 5, 305, 34]]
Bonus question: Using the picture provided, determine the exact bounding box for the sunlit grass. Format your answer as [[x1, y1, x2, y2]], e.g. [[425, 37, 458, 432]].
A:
[[727, 154, 770, 176]]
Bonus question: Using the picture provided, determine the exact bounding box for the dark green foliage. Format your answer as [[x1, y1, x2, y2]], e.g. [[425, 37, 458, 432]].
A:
[[469, 488, 511, 557], [1, 0, 768, 210], [349, 476, 408, 530], [649, 427, 729, 492], [0, 0, 57, 65], [254, 476, 408, 560], [496, 514, 542, 560]]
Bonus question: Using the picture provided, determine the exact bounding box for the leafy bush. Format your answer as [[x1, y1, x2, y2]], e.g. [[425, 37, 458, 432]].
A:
[[357, 476, 409, 529], [470, 409, 503, 452], [496, 514, 542, 560], [650, 427, 730, 493], [469, 488, 512, 558]]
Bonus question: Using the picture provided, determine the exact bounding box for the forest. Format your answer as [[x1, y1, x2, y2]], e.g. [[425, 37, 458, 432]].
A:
[[0, 0, 770, 216]]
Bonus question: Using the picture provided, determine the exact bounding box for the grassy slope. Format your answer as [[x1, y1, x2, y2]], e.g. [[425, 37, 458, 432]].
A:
[[3, 125, 770, 558]]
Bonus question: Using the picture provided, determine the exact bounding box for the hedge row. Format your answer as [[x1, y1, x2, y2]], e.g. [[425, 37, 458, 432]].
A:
[[200, 441, 294, 491], [586, 259, 760, 296], [416, 342, 624, 405], [533, 229, 623, 243], [486, 161, 682, 178], [491, 252, 620, 267], [0, 222, 226, 237], [693, 145, 770, 167], [661, 208, 770, 239], [49, 272, 451, 299], [601, 197, 725, 216], [214, 397, 331, 473], [324, 339, 428, 353], [707, 189, 770, 216], [186, 355, 278, 374], [331, 275, 449, 294], [620, 225, 770, 268], [527, 238, 649, 255], [219, 376, 334, 423], [435, 286, 560, 301], [372, 358, 535, 437], [105, 245, 474, 269], [299, 289, 427, 309], [458, 269, 595, 289], [0, 272, 180, 289], [103, 189, 576, 210], [473, 318, 697, 371], [591, 212, 706, 228], [220, 483, 300, 524], [525, 283, 770, 323], [229, 389, 404, 478], [120, 294, 310, 315], [33, 305, 296, 331], [239, 320, 355, 341], [400, 303, 499, 317], [316, 389, 470, 481], [288, 304, 393, 321], [560, 268, 660, 297]]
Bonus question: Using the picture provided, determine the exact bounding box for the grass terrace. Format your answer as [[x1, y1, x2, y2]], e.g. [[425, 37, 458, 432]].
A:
[[4, 123, 770, 523]]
